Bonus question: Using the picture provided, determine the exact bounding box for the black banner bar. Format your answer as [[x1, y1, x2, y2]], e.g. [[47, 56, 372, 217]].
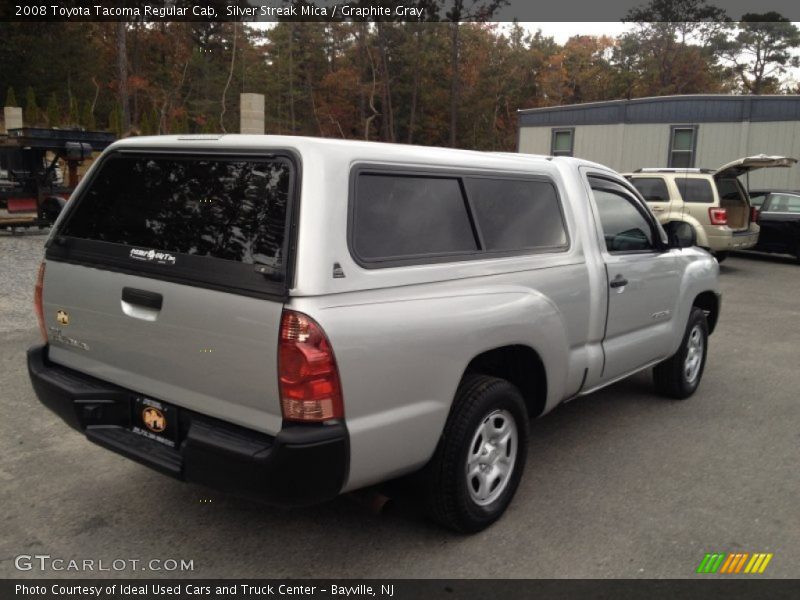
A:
[[4, 579, 800, 600], [4, 0, 800, 22]]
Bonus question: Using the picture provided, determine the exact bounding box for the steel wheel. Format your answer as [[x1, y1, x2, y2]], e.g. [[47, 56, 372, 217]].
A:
[[654, 307, 709, 400], [425, 375, 529, 532], [466, 409, 518, 506], [684, 324, 704, 384]]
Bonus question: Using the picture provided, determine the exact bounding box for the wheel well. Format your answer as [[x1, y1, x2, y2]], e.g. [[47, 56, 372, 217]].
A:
[[693, 291, 719, 334], [463, 345, 547, 418]]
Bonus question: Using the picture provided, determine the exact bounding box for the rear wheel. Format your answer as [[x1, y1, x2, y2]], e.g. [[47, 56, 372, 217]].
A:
[[425, 375, 529, 533], [714, 251, 729, 263], [653, 307, 709, 399]]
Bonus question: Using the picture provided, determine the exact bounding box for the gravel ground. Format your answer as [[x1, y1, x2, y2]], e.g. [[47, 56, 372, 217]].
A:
[[0, 229, 49, 333]]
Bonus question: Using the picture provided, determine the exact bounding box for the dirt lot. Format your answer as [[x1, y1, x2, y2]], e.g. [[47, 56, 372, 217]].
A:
[[0, 237, 798, 579], [0, 230, 48, 333]]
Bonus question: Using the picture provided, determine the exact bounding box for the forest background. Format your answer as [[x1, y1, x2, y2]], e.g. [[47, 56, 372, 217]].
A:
[[2, 0, 799, 151]]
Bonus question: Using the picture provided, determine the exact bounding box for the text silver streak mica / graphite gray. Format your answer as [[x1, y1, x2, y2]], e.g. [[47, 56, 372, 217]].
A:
[[27, 135, 721, 532]]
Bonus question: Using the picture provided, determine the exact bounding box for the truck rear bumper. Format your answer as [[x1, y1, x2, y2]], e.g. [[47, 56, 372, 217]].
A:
[[27, 344, 348, 506]]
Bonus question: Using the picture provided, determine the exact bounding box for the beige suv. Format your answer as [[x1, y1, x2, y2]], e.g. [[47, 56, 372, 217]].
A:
[[625, 156, 797, 262]]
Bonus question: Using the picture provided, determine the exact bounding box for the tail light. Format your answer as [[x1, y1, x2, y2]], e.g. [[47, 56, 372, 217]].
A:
[[750, 206, 760, 224], [708, 207, 728, 226], [278, 309, 343, 422], [34, 262, 47, 341]]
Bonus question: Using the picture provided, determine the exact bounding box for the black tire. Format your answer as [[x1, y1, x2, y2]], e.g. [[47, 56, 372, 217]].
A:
[[653, 307, 709, 399], [714, 251, 729, 263], [425, 375, 529, 533]]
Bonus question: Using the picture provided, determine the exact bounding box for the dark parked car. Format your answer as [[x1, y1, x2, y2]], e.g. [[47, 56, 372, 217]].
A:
[[747, 190, 800, 262]]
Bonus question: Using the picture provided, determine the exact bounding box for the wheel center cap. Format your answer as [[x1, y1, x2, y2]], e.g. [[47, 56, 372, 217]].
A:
[[485, 444, 501, 465]]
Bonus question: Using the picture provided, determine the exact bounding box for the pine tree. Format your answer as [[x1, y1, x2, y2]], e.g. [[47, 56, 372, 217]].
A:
[[46, 93, 60, 127], [150, 108, 162, 134], [171, 111, 189, 134], [5, 87, 18, 107], [25, 87, 40, 125], [81, 101, 95, 130], [139, 110, 153, 135], [67, 96, 79, 126], [108, 105, 122, 136]]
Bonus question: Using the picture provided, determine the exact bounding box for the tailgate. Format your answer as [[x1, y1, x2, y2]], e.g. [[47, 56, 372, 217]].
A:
[[42, 150, 297, 435], [43, 261, 285, 434]]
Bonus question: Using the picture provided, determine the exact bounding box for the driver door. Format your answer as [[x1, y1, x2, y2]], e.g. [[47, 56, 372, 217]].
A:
[[587, 175, 681, 383]]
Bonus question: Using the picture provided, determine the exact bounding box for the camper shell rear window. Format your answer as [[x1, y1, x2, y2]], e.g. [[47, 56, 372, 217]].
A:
[[47, 152, 297, 299]]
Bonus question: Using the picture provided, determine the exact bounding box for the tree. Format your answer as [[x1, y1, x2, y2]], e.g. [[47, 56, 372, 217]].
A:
[[5, 86, 17, 106], [81, 100, 96, 130], [610, 33, 642, 99], [721, 14, 800, 94], [624, 0, 729, 39], [560, 35, 617, 104], [171, 107, 189, 134], [616, 0, 731, 96], [66, 95, 79, 126], [219, 21, 238, 133], [439, 0, 507, 147], [117, 22, 131, 132], [0, 23, 107, 123], [46, 93, 60, 126], [108, 103, 122, 135], [25, 87, 41, 125]]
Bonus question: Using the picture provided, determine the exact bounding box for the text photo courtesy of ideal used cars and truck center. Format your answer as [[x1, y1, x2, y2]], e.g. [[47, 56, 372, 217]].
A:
[[1, 0, 800, 598]]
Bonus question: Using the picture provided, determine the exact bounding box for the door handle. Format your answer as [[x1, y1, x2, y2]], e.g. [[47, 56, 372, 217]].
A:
[[651, 206, 666, 212], [122, 287, 163, 310], [609, 275, 628, 289]]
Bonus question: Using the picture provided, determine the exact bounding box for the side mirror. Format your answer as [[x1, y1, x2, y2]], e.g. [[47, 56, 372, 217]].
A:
[[663, 221, 696, 249]]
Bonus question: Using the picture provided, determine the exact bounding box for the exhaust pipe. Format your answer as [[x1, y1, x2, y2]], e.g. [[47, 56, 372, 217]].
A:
[[347, 488, 392, 515]]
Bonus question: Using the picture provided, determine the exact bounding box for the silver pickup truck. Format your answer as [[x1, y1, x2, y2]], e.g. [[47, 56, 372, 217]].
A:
[[28, 136, 721, 532]]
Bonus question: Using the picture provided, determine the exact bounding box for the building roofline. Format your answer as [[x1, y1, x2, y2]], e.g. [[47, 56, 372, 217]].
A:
[[517, 94, 800, 128], [517, 94, 800, 115]]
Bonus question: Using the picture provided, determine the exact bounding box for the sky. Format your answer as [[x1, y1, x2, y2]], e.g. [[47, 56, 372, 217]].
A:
[[520, 22, 633, 43], [248, 20, 635, 42]]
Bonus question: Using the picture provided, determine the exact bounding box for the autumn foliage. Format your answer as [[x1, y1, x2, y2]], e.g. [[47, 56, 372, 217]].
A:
[[0, 18, 797, 152]]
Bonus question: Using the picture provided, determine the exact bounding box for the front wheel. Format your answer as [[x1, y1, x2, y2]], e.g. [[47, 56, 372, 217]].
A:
[[424, 375, 529, 533], [714, 251, 729, 263], [653, 307, 709, 399]]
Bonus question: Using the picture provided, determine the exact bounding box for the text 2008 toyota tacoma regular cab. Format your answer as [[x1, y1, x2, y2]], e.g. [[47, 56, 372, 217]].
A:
[[28, 136, 721, 532]]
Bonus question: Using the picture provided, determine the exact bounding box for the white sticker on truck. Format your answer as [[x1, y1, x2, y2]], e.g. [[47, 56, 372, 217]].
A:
[[129, 248, 176, 265]]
